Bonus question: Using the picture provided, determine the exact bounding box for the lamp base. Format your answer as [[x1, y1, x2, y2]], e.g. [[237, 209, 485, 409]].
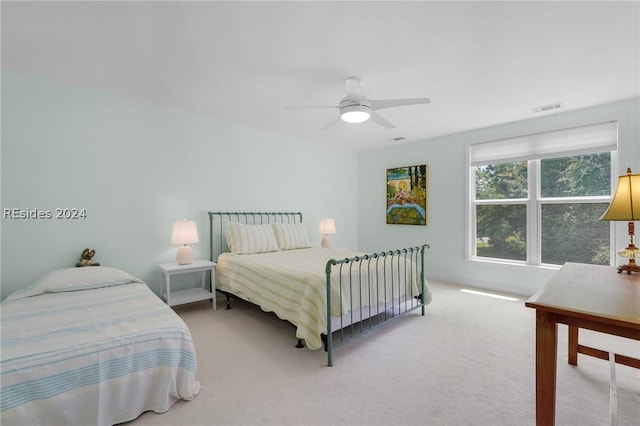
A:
[[616, 240, 639, 274], [616, 263, 640, 274], [321, 235, 331, 248], [176, 245, 194, 265]]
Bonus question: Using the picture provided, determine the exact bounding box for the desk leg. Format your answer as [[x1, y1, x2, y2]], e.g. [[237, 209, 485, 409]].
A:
[[536, 310, 558, 426], [568, 326, 578, 366]]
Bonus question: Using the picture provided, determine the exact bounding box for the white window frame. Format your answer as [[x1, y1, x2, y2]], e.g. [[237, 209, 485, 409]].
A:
[[466, 121, 618, 268]]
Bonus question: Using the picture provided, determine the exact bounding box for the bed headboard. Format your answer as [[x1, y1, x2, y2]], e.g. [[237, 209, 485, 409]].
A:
[[208, 211, 303, 261]]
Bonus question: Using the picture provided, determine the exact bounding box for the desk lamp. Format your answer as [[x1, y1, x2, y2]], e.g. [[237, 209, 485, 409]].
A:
[[600, 167, 640, 274]]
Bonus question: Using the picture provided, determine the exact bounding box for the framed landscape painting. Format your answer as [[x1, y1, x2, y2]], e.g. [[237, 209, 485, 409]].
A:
[[386, 164, 428, 225]]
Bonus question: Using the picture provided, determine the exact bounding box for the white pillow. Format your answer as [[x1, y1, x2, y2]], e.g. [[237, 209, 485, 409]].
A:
[[226, 222, 280, 255], [3, 266, 143, 303], [272, 222, 311, 250]]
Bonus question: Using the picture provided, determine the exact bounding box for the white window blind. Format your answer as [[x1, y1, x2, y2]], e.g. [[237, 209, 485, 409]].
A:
[[469, 121, 618, 166]]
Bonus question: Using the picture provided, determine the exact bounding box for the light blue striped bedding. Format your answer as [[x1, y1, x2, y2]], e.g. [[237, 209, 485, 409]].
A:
[[1, 267, 200, 426]]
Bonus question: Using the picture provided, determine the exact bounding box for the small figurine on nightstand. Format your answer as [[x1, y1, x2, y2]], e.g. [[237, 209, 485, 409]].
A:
[[76, 248, 100, 267]]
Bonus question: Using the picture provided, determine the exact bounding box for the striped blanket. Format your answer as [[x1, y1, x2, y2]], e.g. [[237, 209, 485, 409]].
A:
[[216, 247, 431, 350], [1, 267, 200, 426]]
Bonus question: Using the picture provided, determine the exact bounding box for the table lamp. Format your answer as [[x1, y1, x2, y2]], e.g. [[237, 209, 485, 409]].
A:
[[319, 218, 336, 248], [600, 167, 640, 274], [171, 220, 199, 264]]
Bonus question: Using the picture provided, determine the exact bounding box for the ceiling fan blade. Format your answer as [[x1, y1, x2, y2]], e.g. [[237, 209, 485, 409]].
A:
[[344, 77, 362, 100], [369, 98, 430, 111], [321, 116, 341, 131], [284, 105, 338, 110], [370, 112, 395, 129]]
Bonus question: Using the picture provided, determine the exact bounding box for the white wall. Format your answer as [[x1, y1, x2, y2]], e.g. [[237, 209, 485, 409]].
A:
[[1, 71, 358, 298], [358, 98, 640, 296]]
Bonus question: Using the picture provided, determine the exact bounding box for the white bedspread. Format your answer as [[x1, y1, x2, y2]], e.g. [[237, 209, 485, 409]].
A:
[[1, 267, 200, 426], [216, 247, 431, 350]]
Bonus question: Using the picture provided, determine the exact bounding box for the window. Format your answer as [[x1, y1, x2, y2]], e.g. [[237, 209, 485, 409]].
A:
[[468, 122, 617, 267]]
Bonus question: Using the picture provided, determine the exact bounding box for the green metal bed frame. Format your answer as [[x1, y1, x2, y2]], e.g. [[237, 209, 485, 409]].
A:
[[208, 211, 429, 366], [324, 245, 429, 366], [209, 211, 303, 259]]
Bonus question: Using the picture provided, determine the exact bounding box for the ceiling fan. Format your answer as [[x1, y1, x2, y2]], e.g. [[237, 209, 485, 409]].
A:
[[286, 77, 430, 130]]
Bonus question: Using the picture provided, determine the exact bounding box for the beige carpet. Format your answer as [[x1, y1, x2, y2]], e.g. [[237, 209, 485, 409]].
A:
[[126, 281, 639, 426]]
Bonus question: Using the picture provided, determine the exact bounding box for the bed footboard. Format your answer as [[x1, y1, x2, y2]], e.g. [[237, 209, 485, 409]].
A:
[[324, 244, 429, 366]]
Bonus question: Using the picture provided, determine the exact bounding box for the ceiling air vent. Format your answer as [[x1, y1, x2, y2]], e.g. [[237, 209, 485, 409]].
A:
[[532, 102, 563, 113]]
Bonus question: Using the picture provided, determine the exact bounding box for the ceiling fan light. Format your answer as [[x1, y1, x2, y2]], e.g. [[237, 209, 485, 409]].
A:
[[340, 105, 371, 123]]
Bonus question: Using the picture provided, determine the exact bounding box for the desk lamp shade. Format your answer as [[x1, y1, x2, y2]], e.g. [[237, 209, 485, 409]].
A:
[[319, 218, 336, 248], [171, 220, 199, 265], [600, 167, 640, 274]]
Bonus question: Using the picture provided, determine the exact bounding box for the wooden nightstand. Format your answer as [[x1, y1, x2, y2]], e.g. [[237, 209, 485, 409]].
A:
[[158, 259, 216, 310]]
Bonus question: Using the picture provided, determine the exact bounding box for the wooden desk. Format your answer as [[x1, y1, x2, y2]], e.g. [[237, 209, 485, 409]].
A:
[[525, 262, 640, 426]]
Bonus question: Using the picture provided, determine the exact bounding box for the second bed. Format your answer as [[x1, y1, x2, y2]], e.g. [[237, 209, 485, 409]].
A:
[[210, 211, 432, 366]]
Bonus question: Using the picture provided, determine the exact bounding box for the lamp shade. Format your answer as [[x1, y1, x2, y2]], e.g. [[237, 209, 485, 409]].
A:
[[171, 220, 199, 245], [319, 218, 336, 235], [600, 168, 640, 221]]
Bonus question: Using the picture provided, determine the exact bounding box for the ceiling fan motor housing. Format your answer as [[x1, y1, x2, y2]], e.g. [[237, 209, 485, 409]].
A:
[[339, 97, 372, 123]]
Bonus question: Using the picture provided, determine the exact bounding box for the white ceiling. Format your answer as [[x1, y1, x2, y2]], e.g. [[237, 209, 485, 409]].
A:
[[2, 1, 639, 151]]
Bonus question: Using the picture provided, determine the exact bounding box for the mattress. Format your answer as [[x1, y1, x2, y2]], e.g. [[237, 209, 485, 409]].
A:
[[1, 266, 201, 426]]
